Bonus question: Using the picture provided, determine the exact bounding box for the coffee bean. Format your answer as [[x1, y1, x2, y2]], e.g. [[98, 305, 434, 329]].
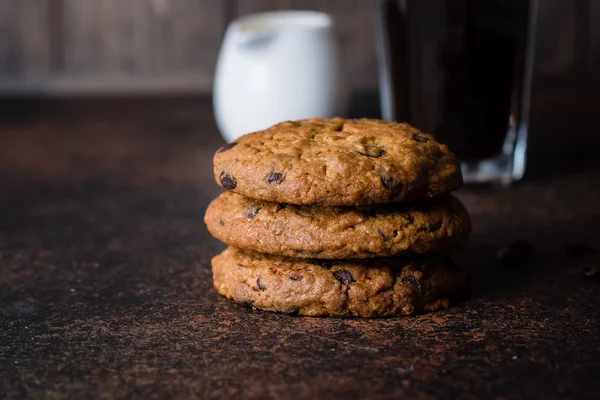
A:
[[378, 228, 390, 242], [495, 240, 535, 267], [257, 278, 266, 291], [333, 269, 356, 284], [359, 145, 385, 158], [412, 133, 429, 143], [401, 275, 420, 289], [220, 171, 237, 189], [380, 175, 401, 192], [217, 142, 238, 153], [246, 207, 262, 219], [267, 172, 285, 184], [289, 274, 302, 281]]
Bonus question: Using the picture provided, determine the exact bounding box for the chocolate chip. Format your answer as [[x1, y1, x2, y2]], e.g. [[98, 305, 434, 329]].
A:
[[359, 145, 385, 158], [218, 219, 224, 226], [412, 133, 430, 143], [333, 269, 355, 284], [495, 240, 535, 267], [220, 171, 237, 189], [582, 254, 600, 281], [401, 275, 420, 289], [246, 207, 262, 219], [564, 244, 595, 259], [217, 142, 238, 153], [378, 228, 390, 242], [257, 278, 266, 291], [419, 221, 442, 233], [405, 214, 415, 225], [289, 274, 302, 281], [293, 249, 306, 254], [267, 172, 285, 184], [380, 175, 401, 192]]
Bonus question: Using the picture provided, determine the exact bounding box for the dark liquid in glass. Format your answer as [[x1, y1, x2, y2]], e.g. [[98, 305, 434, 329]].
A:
[[381, 0, 531, 161]]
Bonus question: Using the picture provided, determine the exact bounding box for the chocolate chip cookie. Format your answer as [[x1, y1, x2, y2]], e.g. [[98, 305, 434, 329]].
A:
[[205, 192, 470, 259], [212, 247, 468, 318], [213, 118, 462, 206]]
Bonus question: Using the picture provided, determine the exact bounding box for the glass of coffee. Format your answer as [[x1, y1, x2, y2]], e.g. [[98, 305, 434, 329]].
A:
[[376, 0, 538, 184]]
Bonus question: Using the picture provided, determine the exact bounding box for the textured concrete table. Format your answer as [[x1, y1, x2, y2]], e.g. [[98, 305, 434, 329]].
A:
[[1, 98, 599, 399]]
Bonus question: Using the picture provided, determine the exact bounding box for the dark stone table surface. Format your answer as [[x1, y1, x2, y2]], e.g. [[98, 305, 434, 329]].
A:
[[1, 98, 599, 399]]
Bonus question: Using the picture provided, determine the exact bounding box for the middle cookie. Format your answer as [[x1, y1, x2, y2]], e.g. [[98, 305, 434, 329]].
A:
[[205, 192, 471, 259]]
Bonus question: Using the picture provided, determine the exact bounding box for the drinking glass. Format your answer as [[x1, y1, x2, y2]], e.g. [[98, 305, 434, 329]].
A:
[[377, 0, 538, 184]]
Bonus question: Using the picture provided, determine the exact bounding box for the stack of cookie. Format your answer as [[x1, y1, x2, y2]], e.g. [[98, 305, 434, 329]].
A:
[[205, 118, 471, 318]]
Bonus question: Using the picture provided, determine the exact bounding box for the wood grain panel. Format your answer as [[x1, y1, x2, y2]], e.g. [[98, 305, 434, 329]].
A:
[[0, 0, 50, 78], [63, 0, 225, 79], [0, 0, 598, 93], [234, 0, 378, 90], [590, 0, 600, 80], [63, 0, 119, 74], [166, 0, 226, 74]]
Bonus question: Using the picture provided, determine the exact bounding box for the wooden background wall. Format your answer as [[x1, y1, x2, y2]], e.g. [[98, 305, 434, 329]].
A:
[[0, 0, 597, 94]]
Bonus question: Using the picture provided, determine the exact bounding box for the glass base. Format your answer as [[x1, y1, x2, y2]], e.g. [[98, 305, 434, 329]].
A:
[[461, 157, 514, 186], [461, 123, 528, 185]]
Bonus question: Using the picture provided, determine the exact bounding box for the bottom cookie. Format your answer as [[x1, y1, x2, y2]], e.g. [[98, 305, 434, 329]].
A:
[[212, 247, 468, 318]]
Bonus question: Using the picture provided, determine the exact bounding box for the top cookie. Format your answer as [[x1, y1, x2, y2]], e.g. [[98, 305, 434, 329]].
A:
[[213, 118, 462, 206]]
